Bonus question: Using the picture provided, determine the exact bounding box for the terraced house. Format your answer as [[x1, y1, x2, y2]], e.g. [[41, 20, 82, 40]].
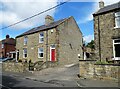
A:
[[16, 15, 83, 66], [93, 1, 120, 62]]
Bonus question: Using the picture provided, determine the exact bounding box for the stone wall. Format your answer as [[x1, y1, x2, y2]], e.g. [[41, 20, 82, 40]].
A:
[[2, 62, 28, 73], [79, 60, 120, 81], [16, 28, 57, 63], [58, 17, 83, 66], [94, 11, 120, 61]]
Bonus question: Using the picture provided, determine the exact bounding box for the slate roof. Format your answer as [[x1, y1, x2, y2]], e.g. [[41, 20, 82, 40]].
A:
[[93, 1, 120, 16], [16, 18, 68, 38], [0, 38, 16, 45]]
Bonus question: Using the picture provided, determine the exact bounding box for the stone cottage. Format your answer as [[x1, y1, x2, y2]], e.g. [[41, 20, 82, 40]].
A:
[[16, 15, 83, 66], [93, 1, 120, 62]]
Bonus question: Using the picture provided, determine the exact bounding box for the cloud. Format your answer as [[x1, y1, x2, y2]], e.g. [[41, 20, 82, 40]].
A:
[[83, 34, 94, 43], [78, 0, 119, 24], [0, 0, 58, 29]]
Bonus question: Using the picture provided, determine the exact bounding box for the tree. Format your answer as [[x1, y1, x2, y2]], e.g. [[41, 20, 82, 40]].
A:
[[86, 40, 95, 49]]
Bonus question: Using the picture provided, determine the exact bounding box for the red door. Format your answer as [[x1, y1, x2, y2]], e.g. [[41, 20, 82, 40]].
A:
[[51, 49, 55, 62]]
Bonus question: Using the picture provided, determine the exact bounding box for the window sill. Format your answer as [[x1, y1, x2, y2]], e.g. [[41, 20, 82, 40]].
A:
[[112, 57, 120, 60], [38, 57, 44, 58], [114, 27, 120, 29]]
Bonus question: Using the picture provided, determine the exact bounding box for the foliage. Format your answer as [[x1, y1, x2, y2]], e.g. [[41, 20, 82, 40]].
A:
[[86, 40, 95, 49], [95, 60, 109, 64], [18, 59, 22, 62]]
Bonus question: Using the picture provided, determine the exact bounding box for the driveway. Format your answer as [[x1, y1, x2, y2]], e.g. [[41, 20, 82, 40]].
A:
[[26, 63, 79, 87]]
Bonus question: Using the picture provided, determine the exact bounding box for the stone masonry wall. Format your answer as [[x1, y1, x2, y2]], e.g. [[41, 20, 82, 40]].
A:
[[94, 11, 120, 61], [16, 17, 83, 66], [16, 28, 57, 63], [2, 62, 28, 73], [79, 60, 120, 81], [58, 17, 83, 66]]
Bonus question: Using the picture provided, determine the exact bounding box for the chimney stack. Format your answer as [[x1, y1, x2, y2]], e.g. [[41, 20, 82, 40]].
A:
[[45, 15, 54, 25], [6, 35, 10, 39], [99, 0, 104, 9]]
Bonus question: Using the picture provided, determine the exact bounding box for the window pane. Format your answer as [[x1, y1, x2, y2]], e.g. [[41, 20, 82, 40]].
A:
[[38, 48, 44, 58], [2, 44, 4, 48], [40, 32, 44, 37], [115, 44, 120, 57], [38, 53, 43, 57], [39, 48, 43, 52], [25, 54, 27, 57], [115, 39, 120, 43], [24, 36, 28, 45], [40, 38, 44, 42], [39, 53, 43, 58], [24, 49, 27, 53], [23, 48, 27, 57], [115, 11, 120, 17], [115, 17, 120, 27]]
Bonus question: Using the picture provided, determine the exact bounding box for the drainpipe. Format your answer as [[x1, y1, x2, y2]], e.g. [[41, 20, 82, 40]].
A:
[[46, 30, 48, 67], [98, 16, 101, 62]]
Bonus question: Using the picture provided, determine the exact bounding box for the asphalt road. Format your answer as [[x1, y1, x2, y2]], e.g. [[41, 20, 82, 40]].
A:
[[1, 72, 60, 88], [1, 72, 81, 89]]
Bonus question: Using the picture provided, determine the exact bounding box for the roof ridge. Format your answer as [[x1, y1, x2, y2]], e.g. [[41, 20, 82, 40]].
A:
[[16, 16, 71, 38], [93, 1, 120, 16]]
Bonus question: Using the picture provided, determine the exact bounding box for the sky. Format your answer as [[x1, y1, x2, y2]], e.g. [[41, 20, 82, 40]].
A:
[[0, 0, 120, 43]]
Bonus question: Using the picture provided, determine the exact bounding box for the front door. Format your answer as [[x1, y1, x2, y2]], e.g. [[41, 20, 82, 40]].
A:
[[51, 49, 55, 61], [50, 46, 56, 62]]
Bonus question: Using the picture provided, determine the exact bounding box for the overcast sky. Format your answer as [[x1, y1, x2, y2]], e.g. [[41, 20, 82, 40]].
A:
[[0, 0, 119, 43]]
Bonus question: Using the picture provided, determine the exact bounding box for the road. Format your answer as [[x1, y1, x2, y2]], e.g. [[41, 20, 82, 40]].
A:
[[1, 72, 66, 88], [0, 64, 80, 88]]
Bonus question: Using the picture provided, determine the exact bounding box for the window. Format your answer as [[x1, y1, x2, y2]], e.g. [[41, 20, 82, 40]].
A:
[[23, 48, 27, 58], [1, 44, 4, 48], [24, 36, 28, 45], [113, 39, 120, 59], [115, 11, 120, 28], [39, 32, 44, 43], [38, 48, 44, 58]]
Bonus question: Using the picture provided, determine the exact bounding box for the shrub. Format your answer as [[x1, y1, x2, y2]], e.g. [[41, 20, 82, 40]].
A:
[[96, 60, 109, 64]]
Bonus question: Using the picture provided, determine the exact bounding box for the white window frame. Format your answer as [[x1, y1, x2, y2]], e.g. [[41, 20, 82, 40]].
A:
[[115, 11, 120, 28], [23, 48, 27, 58], [24, 36, 28, 45], [39, 32, 44, 43], [1, 44, 4, 48], [113, 39, 120, 60], [38, 48, 44, 58]]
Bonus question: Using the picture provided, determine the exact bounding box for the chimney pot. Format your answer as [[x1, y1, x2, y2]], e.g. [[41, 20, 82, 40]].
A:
[[6, 35, 10, 39], [99, 0, 104, 9]]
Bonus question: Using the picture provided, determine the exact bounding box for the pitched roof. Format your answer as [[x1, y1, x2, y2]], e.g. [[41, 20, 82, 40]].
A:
[[0, 38, 16, 45], [16, 18, 67, 38], [93, 1, 120, 16]]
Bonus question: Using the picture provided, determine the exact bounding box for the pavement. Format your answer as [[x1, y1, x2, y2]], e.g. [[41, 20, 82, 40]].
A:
[[76, 78, 119, 88]]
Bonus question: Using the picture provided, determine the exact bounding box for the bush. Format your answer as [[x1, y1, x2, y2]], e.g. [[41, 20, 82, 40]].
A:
[[18, 59, 22, 62], [96, 60, 109, 64]]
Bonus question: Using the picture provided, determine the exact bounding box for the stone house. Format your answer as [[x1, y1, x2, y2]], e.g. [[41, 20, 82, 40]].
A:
[[16, 15, 83, 66], [0, 35, 16, 58], [93, 1, 120, 62]]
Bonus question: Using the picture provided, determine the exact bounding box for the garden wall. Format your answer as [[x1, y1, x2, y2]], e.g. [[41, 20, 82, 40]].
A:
[[79, 60, 120, 81]]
